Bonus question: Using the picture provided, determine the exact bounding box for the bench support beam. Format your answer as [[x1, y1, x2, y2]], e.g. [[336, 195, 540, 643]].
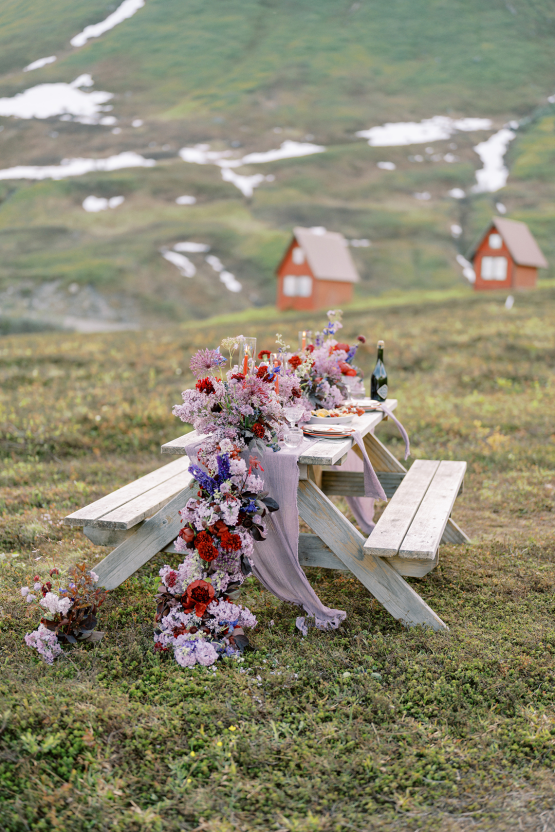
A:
[[297, 479, 448, 631]]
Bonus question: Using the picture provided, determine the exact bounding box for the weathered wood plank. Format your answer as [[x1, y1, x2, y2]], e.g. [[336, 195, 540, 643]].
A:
[[83, 525, 138, 547], [321, 470, 405, 499], [96, 471, 194, 530], [64, 456, 191, 527], [297, 479, 447, 631], [360, 432, 407, 473], [297, 533, 348, 570], [388, 554, 438, 578], [363, 460, 440, 557], [441, 517, 470, 545], [92, 483, 196, 589], [298, 438, 354, 466], [399, 461, 467, 560], [161, 430, 204, 455]]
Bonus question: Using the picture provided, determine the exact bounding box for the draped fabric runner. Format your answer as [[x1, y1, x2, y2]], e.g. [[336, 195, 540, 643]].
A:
[[340, 403, 411, 535], [185, 430, 387, 633]]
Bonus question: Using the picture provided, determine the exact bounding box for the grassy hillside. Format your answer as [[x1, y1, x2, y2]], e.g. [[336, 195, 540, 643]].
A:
[[1, 290, 555, 830], [1, 0, 555, 325]]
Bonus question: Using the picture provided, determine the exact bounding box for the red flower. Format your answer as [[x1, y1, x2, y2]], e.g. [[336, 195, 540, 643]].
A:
[[258, 349, 271, 360], [49, 568, 59, 577], [252, 422, 265, 438], [178, 526, 195, 543], [256, 365, 272, 382], [339, 362, 357, 377], [333, 343, 351, 352], [195, 531, 219, 562], [182, 579, 215, 617], [165, 570, 178, 588], [196, 377, 215, 395], [231, 372, 245, 381], [288, 355, 302, 369], [357, 335, 366, 343], [219, 529, 242, 552], [291, 387, 301, 398], [307, 344, 314, 353]]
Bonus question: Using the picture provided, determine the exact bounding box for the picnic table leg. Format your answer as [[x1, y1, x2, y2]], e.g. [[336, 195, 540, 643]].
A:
[[92, 483, 196, 590], [297, 479, 448, 631]]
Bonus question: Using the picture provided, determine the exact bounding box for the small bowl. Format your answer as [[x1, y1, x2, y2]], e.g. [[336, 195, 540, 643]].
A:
[[283, 429, 303, 448]]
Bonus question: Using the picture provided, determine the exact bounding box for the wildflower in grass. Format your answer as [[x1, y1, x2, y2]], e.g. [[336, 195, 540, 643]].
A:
[[24, 624, 63, 664]]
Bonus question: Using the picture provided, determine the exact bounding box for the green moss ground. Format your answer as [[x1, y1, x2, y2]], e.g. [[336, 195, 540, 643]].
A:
[[1, 289, 555, 829]]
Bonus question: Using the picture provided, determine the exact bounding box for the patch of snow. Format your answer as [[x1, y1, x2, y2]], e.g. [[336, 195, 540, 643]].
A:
[[449, 188, 466, 199], [456, 254, 475, 283], [350, 239, 371, 247], [219, 271, 242, 293], [178, 141, 325, 196], [0, 151, 155, 181], [411, 155, 424, 162], [100, 116, 117, 126], [205, 255, 242, 292], [376, 161, 396, 170], [23, 56, 57, 72], [356, 116, 492, 146], [496, 202, 507, 214], [175, 195, 196, 205], [414, 192, 431, 200], [505, 295, 514, 309], [443, 153, 458, 163], [206, 255, 224, 273], [241, 140, 325, 165], [161, 250, 196, 278], [132, 118, 143, 127], [451, 224, 462, 238], [71, 0, 146, 48], [82, 195, 125, 212], [310, 227, 327, 235], [472, 127, 516, 192], [548, 94, 555, 104], [0, 74, 112, 122], [221, 168, 265, 198], [174, 242, 210, 253]]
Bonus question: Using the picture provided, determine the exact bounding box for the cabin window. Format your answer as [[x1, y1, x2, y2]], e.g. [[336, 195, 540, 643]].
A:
[[481, 256, 507, 281], [283, 275, 313, 297], [488, 233, 502, 249], [292, 247, 305, 264]]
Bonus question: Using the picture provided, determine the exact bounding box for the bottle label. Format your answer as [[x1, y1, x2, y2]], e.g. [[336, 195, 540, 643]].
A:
[[377, 384, 388, 399]]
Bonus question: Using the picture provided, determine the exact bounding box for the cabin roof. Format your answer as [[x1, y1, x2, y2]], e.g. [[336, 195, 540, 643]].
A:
[[278, 227, 359, 283], [469, 217, 548, 268]]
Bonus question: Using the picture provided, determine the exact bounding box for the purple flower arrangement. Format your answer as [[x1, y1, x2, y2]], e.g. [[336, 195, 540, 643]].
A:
[[20, 564, 107, 663], [155, 447, 278, 667]]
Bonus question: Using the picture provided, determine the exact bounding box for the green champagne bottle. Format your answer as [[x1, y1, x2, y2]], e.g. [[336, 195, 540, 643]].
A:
[[371, 340, 388, 402]]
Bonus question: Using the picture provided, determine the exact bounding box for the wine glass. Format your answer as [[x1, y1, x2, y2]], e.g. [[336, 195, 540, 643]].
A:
[[284, 405, 304, 428]]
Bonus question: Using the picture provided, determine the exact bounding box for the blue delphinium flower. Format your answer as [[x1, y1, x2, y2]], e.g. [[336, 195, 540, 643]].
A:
[[188, 464, 217, 494]]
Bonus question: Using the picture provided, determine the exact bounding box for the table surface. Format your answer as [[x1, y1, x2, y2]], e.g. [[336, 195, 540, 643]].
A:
[[161, 399, 398, 467]]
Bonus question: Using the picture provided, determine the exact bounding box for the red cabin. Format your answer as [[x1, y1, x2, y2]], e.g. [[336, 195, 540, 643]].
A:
[[469, 217, 548, 292], [276, 227, 359, 311]]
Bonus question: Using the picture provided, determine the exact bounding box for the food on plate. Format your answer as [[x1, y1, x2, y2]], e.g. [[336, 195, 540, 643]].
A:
[[311, 404, 365, 418]]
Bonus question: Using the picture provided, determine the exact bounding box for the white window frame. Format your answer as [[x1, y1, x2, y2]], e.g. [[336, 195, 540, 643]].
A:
[[488, 233, 502, 250], [282, 275, 313, 297], [292, 246, 305, 264], [481, 256, 507, 281]]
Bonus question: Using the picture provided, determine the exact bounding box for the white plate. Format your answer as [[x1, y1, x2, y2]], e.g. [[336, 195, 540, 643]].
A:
[[308, 414, 354, 425], [303, 425, 355, 436]]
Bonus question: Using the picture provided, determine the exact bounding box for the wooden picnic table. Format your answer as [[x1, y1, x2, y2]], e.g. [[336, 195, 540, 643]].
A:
[[66, 399, 468, 631]]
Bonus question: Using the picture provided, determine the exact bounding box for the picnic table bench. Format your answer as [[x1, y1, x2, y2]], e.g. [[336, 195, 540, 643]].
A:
[[64, 399, 469, 631]]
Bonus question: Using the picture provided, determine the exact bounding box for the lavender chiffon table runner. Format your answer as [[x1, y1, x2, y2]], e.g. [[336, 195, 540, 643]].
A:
[[185, 430, 387, 633]]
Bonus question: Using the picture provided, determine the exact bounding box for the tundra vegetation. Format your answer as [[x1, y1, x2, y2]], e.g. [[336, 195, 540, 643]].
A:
[[1, 288, 555, 830]]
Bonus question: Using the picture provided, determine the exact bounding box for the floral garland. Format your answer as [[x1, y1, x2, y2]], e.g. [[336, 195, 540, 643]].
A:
[[154, 447, 277, 667], [159, 337, 297, 667], [21, 564, 107, 663], [275, 311, 366, 409]]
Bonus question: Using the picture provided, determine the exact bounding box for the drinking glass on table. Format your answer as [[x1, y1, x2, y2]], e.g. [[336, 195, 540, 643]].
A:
[[283, 428, 303, 448], [284, 405, 304, 428]]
